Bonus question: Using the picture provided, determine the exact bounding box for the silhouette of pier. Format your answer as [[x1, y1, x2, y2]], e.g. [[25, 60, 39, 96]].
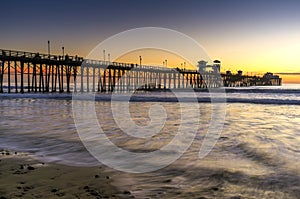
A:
[[0, 49, 281, 93]]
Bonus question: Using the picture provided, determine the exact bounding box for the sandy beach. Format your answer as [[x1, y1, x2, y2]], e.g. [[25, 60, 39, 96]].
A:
[[0, 149, 240, 199], [2, 149, 299, 199], [0, 150, 132, 199]]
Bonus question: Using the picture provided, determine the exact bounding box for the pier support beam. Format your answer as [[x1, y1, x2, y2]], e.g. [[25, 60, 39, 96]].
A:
[[0, 61, 4, 93], [20, 61, 24, 93], [14, 61, 18, 93], [8, 61, 11, 93]]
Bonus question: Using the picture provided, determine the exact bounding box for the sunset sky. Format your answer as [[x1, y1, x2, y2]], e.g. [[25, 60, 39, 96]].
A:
[[0, 0, 299, 83]]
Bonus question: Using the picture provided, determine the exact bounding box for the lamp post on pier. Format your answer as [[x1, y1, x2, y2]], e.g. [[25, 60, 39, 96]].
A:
[[47, 40, 50, 57], [62, 46, 65, 58], [139, 56, 142, 67], [103, 50, 106, 64]]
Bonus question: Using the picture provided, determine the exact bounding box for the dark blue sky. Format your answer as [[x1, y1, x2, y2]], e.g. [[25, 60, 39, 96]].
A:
[[0, 0, 300, 75]]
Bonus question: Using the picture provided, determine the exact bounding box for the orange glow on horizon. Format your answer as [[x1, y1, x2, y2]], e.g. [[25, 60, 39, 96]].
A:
[[280, 75, 300, 84], [114, 49, 196, 70], [113, 48, 299, 83]]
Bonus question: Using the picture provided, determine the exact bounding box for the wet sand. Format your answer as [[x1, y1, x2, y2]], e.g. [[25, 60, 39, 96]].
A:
[[0, 149, 247, 199], [1, 148, 299, 199], [0, 150, 131, 199]]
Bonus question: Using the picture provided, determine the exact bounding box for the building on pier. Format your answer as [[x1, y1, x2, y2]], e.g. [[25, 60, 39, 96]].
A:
[[262, 72, 282, 86], [197, 60, 221, 73]]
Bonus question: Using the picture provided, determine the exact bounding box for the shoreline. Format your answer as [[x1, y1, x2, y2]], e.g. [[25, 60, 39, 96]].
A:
[[0, 92, 300, 105], [0, 149, 131, 199]]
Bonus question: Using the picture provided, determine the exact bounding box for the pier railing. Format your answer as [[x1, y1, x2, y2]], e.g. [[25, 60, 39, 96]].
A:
[[0, 49, 83, 62]]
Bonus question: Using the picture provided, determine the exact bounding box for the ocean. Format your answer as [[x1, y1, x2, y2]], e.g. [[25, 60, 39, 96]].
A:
[[0, 84, 300, 198]]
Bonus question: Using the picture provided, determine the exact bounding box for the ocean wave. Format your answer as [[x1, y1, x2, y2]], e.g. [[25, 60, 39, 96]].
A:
[[0, 93, 299, 105], [224, 88, 300, 94]]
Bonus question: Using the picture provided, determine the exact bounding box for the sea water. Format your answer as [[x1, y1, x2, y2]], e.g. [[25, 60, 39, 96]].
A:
[[0, 84, 300, 198]]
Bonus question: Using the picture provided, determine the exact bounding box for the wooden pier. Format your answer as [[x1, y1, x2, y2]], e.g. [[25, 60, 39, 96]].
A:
[[0, 49, 281, 93]]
